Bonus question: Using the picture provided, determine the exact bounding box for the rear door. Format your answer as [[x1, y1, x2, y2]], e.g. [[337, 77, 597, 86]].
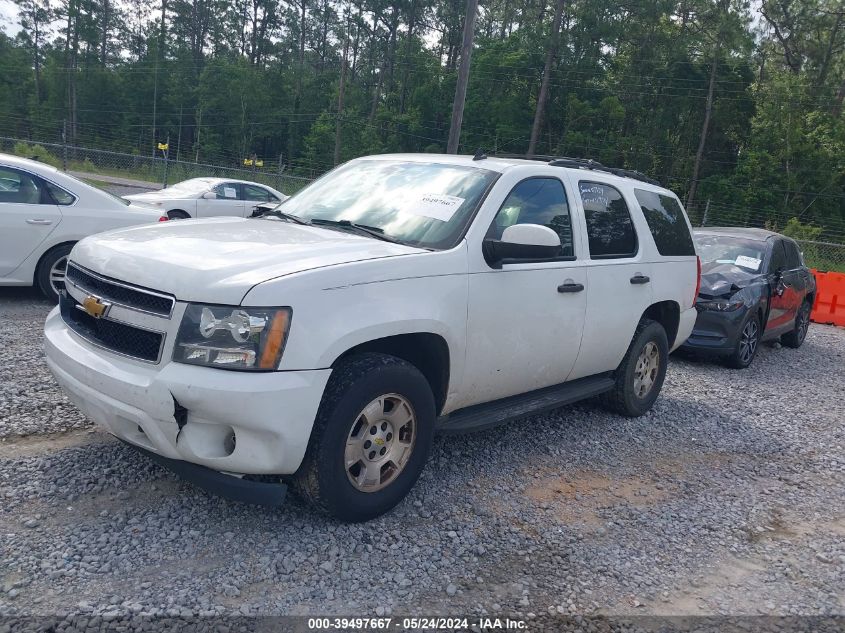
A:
[[566, 178, 653, 380], [0, 166, 62, 277], [195, 182, 246, 218]]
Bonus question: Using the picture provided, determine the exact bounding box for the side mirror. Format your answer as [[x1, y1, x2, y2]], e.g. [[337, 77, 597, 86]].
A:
[[201, 191, 217, 199], [483, 224, 562, 268]]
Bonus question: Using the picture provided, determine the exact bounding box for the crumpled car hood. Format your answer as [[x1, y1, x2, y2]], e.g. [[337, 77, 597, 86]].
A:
[[699, 264, 764, 299]]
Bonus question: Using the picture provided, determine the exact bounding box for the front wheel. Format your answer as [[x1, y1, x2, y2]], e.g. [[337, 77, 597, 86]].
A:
[[602, 318, 669, 417], [781, 300, 811, 348], [725, 312, 760, 369], [293, 353, 436, 522]]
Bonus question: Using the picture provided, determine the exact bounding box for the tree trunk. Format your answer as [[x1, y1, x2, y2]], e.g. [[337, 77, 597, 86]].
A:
[[100, 0, 109, 66], [528, 0, 565, 156], [446, 0, 479, 154], [686, 45, 719, 210], [399, 0, 416, 113], [334, 11, 350, 165]]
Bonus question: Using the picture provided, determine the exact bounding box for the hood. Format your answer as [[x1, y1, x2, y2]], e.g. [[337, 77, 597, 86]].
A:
[[70, 217, 423, 304], [698, 263, 762, 299]]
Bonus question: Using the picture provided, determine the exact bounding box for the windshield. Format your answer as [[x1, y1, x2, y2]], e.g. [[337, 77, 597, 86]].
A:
[[272, 159, 498, 249], [166, 178, 216, 195], [696, 234, 766, 273]]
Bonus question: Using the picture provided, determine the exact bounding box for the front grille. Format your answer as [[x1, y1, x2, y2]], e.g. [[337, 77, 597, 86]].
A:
[[66, 263, 174, 316], [60, 293, 164, 362]]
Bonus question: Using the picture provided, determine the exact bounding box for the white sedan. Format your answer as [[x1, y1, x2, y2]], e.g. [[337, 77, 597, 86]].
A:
[[123, 178, 287, 220], [0, 153, 167, 301]]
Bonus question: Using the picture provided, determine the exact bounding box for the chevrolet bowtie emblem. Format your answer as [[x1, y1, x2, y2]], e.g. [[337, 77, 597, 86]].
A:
[[82, 295, 111, 319]]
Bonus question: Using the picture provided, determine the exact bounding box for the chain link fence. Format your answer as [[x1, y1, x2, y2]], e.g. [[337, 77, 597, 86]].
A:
[[0, 137, 313, 196], [793, 240, 845, 273], [687, 200, 845, 272]]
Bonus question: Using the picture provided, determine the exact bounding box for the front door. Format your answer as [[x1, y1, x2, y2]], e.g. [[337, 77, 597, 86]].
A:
[[0, 166, 62, 277], [461, 177, 587, 407]]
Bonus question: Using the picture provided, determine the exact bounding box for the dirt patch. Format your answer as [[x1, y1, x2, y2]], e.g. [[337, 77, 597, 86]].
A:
[[525, 469, 675, 526], [0, 427, 105, 459]]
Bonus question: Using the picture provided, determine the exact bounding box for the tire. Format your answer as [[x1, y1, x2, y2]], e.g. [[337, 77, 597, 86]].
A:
[[781, 300, 811, 349], [35, 243, 74, 303], [602, 318, 669, 417], [725, 311, 760, 369], [293, 353, 436, 522], [167, 209, 191, 220]]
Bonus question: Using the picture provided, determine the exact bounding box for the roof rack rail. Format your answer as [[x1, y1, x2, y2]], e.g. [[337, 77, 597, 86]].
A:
[[547, 157, 660, 186], [490, 153, 660, 186]]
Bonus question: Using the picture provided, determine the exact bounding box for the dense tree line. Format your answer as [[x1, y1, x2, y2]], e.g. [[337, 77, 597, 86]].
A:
[[0, 0, 844, 239]]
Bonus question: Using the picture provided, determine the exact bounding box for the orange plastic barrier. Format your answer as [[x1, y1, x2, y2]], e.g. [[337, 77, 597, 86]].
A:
[[810, 269, 845, 327]]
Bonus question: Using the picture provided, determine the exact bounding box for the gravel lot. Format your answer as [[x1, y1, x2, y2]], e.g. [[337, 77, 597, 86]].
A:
[[0, 287, 843, 627]]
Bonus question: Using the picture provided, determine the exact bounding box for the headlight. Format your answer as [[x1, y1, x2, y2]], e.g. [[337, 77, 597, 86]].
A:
[[173, 304, 291, 370], [697, 299, 745, 312]]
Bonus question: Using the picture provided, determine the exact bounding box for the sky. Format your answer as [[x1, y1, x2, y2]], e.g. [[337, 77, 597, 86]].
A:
[[0, 0, 20, 36]]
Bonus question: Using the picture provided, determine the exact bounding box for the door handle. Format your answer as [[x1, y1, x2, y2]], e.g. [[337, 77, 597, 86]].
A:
[[558, 282, 585, 293], [630, 274, 650, 285], [26, 219, 53, 225]]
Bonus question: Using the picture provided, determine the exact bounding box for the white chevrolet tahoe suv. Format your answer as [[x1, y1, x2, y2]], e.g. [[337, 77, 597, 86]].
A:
[[44, 154, 700, 522]]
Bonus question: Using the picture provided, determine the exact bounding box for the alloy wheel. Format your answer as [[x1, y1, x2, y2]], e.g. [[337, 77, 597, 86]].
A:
[[797, 304, 810, 344], [344, 394, 417, 493], [49, 255, 68, 296], [739, 319, 759, 364], [633, 341, 660, 399]]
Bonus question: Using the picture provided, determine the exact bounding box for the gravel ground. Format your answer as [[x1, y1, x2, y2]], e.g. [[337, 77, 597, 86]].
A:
[[0, 287, 843, 628]]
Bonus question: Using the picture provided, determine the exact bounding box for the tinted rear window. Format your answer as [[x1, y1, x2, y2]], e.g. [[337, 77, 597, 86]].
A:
[[634, 189, 695, 256], [783, 240, 801, 269], [579, 182, 637, 259]]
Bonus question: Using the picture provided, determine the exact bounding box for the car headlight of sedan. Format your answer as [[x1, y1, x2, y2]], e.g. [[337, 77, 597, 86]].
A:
[[697, 299, 745, 312], [173, 304, 291, 370]]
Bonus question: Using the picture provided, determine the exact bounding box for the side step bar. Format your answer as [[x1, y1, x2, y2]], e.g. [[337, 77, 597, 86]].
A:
[[436, 373, 614, 435]]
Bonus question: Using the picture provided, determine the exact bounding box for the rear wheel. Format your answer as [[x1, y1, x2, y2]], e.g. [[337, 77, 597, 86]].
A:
[[293, 353, 436, 522], [167, 209, 191, 220], [725, 312, 760, 369], [36, 244, 73, 303], [781, 300, 811, 348], [602, 318, 668, 417]]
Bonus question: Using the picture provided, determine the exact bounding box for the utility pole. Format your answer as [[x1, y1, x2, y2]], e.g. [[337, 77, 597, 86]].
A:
[[446, 0, 479, 154]]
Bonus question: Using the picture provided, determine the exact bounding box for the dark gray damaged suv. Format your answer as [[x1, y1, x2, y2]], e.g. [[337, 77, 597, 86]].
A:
[[683, 227, 816, 369]]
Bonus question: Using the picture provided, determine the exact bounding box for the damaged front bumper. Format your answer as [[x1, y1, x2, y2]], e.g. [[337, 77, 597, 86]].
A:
[[681, 304, 749, 355], [123, 441, 287, 506], [44, 307, 331, 483]]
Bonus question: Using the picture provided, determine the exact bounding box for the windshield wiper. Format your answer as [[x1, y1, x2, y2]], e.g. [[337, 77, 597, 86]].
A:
[[310, 218, 403, 244], [259, 208, 310, 225]]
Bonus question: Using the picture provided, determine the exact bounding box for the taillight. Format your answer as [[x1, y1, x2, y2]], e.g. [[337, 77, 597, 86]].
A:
[[692, 255, 701, 308], [158, 215, 169, 222]]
